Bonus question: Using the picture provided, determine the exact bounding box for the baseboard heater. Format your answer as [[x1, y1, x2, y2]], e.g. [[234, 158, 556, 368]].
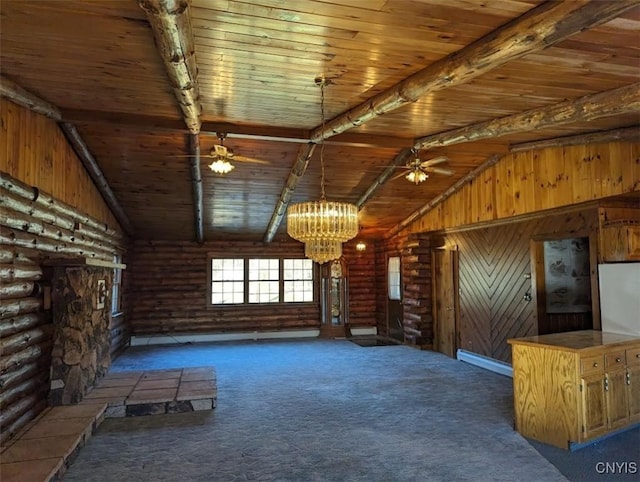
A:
[[131, 327, 377, 346], [456, 349, 513, 378]]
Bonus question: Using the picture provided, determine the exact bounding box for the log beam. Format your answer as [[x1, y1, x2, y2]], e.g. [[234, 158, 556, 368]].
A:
[[414, 83, 640, 150], [387, 153, 504, 238], [509, 126, 640, 153], [309, 1, 638, 142], [139, 0, 201, 134], [60, 123, 134, 236], [356, 148, 413, 209], [189, 134, 204, 243], [263, 143, 316, 243], [0, 75, 61, 121]]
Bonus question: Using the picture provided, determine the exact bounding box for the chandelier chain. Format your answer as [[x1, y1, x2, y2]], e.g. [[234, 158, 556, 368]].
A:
[[319, 81, 326, 201]]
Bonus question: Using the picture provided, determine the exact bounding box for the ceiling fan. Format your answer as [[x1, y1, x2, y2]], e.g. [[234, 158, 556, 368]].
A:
[[390, 150, 455, 184], [174, 133, 269, 174]]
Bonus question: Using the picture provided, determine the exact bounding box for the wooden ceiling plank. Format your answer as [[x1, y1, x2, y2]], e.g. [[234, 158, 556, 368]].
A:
[[414, 83, 640, 150], [356, 148, 413, 208], [309, 0, 639, 142], [139, 0, 202, 134], [59, 123, 134, 236], [263, 143, 316, 243]]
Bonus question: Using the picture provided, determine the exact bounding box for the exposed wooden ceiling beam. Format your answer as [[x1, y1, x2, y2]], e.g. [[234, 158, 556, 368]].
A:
[[60, 123, 134, 236], [139, 0, 201, 134], [414, 83, 640, 150], [309, 0, 638, 143], [387, 154, 504, 238], [0, 75, 61, 121], [189, 134, 204, 243], [509, 126, 640, 153], [263, 143, 316, 243], [356, 149, 413, 209], [0, 76, 133, 236]]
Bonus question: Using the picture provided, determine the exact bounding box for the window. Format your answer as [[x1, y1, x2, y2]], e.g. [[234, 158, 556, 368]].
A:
[[283, 259, 313, 302], [111, 254, 122, 314], [211, 258, 245, 304], [388, 256, 401, 300], [249, 258, 279, 303], [209, 257, 314, 305]]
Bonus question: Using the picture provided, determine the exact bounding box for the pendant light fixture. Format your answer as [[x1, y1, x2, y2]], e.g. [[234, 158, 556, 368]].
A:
[[287, 76, 358, 263]]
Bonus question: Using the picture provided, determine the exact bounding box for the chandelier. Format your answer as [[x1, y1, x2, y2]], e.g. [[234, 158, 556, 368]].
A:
[[287, 77, 358, 263]]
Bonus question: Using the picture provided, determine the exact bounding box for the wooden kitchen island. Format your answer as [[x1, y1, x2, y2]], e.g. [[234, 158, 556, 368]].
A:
[[508, 330, 640, 450]]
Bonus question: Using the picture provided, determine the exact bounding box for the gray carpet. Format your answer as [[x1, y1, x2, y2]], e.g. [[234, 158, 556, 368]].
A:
[[63, 339, 566, 482]]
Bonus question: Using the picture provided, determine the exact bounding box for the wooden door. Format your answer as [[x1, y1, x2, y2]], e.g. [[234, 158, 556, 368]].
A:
[[581, 374, 607, 440], [627, 364, 640, 423], [433, 249, 457, 357], [606, 369, 629, 429]]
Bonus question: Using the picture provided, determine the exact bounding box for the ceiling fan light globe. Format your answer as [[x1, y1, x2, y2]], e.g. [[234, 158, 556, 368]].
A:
[[406, 170, 428, 184], [209, 159, 235, 174]]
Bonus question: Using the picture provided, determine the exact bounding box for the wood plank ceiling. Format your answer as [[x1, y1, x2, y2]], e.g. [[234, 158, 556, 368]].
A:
[[1, 0, 639, 241]]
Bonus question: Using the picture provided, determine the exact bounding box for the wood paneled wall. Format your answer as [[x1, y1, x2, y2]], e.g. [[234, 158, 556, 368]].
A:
[[440, 207, 599, 363], [0, 100, 127, 444], [408, 141, 639, 234], [0, 98, 120, 231]]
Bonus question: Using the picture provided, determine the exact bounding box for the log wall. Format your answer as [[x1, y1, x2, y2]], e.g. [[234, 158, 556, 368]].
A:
[[130, 241, 315, 334], [407, 141, 639, 234], [0, 102, 127, 444], [342, 240, 377, 329]]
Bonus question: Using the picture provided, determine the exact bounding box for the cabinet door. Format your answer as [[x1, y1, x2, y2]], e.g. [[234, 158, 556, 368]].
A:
[[628, 365, 640, 423], [581, 374, 607, 440], [606, 369, 629, 429]]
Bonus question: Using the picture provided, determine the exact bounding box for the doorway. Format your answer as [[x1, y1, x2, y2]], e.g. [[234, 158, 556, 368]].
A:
[[386, 255, 404, 342], [432, 248, 458, 357]]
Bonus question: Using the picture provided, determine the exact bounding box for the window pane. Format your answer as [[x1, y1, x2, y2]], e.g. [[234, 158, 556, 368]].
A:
[[211, 280, 244, 304], [249, 281, 279, 303], [249, 259, 279, 281], [388, 256, 401, 300]]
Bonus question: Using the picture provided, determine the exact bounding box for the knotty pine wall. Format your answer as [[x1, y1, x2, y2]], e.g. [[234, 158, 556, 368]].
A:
[[408, 141, 639, 234], [0, 99, 121, 229], [0, 100, 127, 444], [129, 239, 377, 336]]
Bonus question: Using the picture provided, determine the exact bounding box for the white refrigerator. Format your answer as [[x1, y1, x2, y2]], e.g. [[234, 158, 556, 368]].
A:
[[598, 263, 640, 336]]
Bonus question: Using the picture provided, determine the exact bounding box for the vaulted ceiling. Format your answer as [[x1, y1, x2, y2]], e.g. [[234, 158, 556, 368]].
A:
[[1, 0, 639, 242]]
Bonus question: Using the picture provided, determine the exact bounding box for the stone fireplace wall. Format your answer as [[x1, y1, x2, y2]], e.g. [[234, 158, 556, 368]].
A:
[[49, 266, 113, 405]]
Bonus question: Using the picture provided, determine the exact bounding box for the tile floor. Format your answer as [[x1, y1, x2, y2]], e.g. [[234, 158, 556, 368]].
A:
[[0, 367, 216, 482], [80, 366, 217, 418], [0, 403, 107, 482]]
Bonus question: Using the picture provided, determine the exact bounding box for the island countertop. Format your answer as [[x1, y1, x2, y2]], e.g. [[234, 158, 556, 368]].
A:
[[507, 329, 640, 353]]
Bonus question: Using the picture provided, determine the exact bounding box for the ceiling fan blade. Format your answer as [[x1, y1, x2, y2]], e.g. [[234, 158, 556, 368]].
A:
[[390, 171, 409, 182], [233, 155, 270, 165], [420, 156, 449, 167], [425, 166, 455, 176]]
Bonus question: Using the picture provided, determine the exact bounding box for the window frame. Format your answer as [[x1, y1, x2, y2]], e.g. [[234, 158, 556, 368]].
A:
[[111, 254, 123, 315], [207, 255, 316, 307]]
